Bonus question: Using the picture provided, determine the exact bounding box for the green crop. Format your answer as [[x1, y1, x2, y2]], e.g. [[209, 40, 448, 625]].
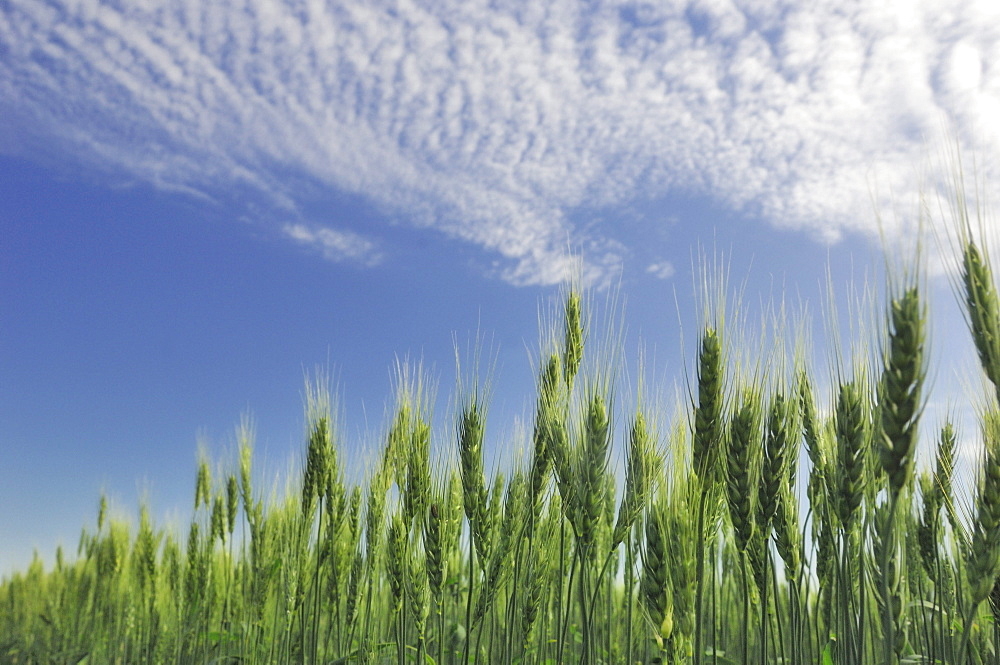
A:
[[9, 208, 1000, 665]]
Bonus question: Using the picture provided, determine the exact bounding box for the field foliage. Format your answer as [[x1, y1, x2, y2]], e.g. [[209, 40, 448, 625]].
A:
[[7, 212, 1000, 665]]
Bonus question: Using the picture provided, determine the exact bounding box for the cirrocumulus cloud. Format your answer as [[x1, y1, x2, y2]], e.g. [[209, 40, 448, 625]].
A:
[[2, 0, 999, 283]]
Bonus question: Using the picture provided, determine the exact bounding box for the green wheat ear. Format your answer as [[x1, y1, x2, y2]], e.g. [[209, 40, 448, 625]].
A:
[[210, 493, 225, 543], [760, 391, 793, 540], [935, 422, 960, 533], [237, 415, 255, 517], [133, 504, 158, 600], [97, 493, 108, 531], [563, 290, 584, 390], [528, 353, 561, 524], [640, 505, 674, 648], [692, 326, 724, 485], [964, 409, 1000, 665], [917, 471, 939, 575], [726, 389, 761, 556], [195, 458, 211, 510], [520, 529, 551, 650], [577, 391, 611, 553], [424, 500, 443, 598], [386, 511, 406, 613], [965, 241, 1000, 393], [878, 286, 926, 494], [458, 399, 491, 561], [404, 415, 431, 531], [834, 380, 868, 531], [302, 416, 332, 521], [799, 371, 823, 471], [773, 483, 802, 577], [226, 475, 238, 535], [612, 409, 659, 550]]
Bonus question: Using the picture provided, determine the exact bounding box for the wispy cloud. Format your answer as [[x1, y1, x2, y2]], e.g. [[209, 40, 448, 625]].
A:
[[2, 0, 999, 284], [282, 223, 382, 267], [646, 261, 676, 280]]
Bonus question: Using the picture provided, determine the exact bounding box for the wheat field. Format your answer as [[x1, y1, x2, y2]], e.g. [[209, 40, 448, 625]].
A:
[[7, 219, 1000, 665]]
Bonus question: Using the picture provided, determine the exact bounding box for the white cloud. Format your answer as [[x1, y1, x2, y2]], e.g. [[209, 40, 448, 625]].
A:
[[282, 223, 382, 267], [2, 0, 1000, 284], [646, 261, 676, 280]]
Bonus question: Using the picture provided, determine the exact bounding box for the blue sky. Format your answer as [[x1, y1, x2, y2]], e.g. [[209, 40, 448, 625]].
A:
[[2, 0, 999, 574]]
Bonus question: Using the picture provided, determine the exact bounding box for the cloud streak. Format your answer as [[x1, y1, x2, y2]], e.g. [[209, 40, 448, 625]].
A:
[[2, 0, 999, 284], [283, 223, 383, 267]]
